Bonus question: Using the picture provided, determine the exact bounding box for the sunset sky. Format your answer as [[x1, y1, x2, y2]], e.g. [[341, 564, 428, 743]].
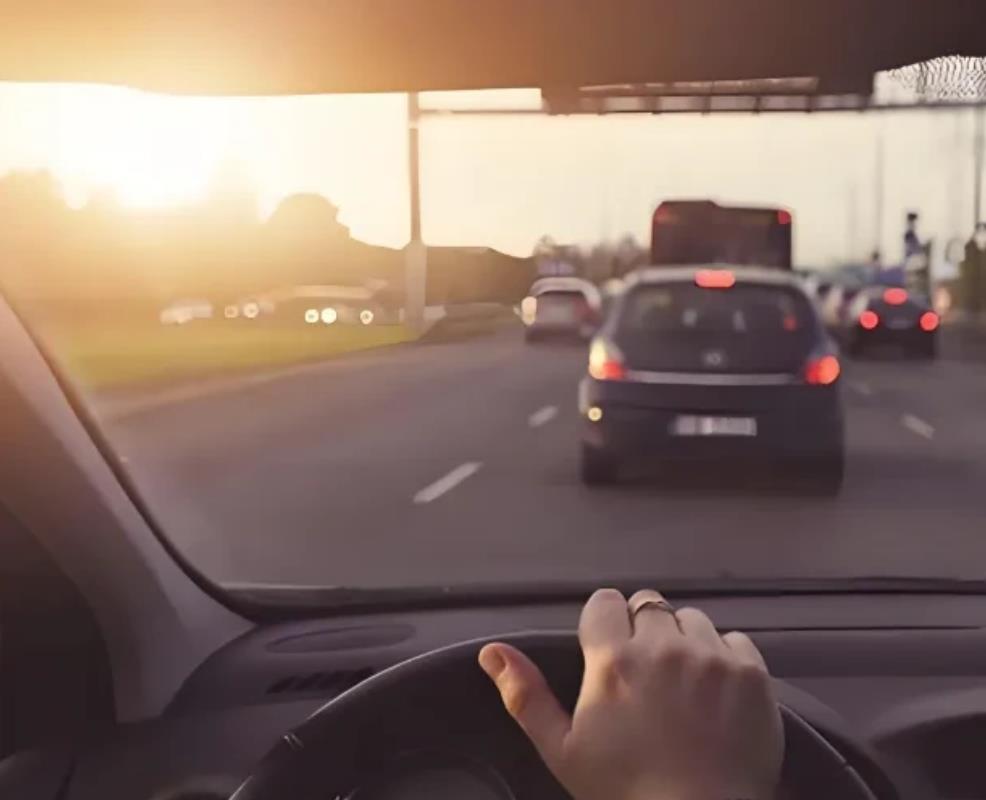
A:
[[0, 81, 980, 268]]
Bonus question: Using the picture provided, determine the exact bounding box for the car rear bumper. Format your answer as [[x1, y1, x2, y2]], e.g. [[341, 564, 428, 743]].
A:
[[852, 327, 935, 349], [527, 322, 594, 339], [579, 377, 843, 459]]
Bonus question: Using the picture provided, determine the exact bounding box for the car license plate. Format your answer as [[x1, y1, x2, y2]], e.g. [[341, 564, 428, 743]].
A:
[[671, 415, 757, 437], [886, 318, 913, 330]]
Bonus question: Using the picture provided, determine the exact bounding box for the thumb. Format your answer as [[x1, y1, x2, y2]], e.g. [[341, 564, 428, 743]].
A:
[[478, 643, 571, 772]]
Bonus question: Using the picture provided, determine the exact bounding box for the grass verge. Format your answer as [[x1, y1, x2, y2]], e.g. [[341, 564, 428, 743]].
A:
[[38, 320, 412, 391]]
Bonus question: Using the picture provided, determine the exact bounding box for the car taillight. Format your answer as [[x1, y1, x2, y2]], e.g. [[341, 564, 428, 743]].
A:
[[804, 355, 841, 386], [919, 311, 940, 332], [859, 310, 879, 330], [588, 339, 626, 381], [777, 209, 793, 225]]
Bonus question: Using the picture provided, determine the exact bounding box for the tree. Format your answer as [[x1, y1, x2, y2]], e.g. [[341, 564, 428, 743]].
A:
[[266, 193, 385, 286]]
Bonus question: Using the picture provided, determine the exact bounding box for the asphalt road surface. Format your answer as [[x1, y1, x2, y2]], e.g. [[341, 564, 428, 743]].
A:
[[96, 325, 986, 589]]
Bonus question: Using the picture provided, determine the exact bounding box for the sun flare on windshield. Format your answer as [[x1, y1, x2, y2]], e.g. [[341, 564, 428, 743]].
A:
[[51, 85, 231, 209]]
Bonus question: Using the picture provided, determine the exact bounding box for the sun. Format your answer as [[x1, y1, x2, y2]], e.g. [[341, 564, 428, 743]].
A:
[[51, 84, 232, 209]]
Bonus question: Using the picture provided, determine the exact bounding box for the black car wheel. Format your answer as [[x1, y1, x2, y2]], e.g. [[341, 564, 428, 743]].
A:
[[580, 444, 619, 485]]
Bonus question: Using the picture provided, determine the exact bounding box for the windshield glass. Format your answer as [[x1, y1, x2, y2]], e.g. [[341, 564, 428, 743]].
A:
[[1, 65, 984, 599], [651, 205, 792, 268]]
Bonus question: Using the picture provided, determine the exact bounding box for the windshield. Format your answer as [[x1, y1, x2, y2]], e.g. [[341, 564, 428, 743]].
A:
[[615, 282, 816, 374], [1, 63, 984, 602], [651, 204, 792, 268]]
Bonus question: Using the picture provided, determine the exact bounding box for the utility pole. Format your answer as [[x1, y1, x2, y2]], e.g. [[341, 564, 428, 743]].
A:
[[874, 119, 885, 258], [404, 92, 427, 332], [847, 181, 858, 261], [974, 105, 985, 228]]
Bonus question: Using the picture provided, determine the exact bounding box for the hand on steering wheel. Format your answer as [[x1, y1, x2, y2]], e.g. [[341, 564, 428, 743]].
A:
[[478, 588, 784, 800]]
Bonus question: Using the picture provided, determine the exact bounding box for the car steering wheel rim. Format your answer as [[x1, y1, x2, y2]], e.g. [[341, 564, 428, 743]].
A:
[[231, 631, 880, 800]]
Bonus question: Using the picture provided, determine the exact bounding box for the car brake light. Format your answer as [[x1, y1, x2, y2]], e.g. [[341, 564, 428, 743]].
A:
[[777, 209, 793, 225], [804, 355, 841, 385], [654, 204, 677, 224], [695, 269, 736, 289], [919, 311, 940, 332], [859, 310, 879, 330], [883, 287, 908, 305], [588, 340, 626, 381], [576, 298, 594, 322]]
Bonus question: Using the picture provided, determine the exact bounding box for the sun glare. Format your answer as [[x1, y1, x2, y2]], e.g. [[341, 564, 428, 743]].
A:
[[51, 85, 232, 209]]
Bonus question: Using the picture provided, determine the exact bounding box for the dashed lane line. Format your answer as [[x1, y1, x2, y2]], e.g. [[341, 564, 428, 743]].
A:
[[413, 462, 483, 504], [528, 405, 559, 428], [900, 413, 935, 440]]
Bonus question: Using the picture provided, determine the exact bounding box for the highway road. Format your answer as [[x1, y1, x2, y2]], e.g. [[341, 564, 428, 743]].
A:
[[96, 324, 986, 590]]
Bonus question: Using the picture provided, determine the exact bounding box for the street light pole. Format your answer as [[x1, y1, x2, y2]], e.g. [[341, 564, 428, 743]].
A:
[[404, 92, 427, 332], [974, 105, 985, 228], [874, 118, 885, 258]]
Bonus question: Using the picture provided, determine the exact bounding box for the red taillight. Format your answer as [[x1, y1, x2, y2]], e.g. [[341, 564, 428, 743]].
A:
[[654, 204, 677, 223], [883, 287, 908, 305], [695, 269, 736, 289], [592, 360, 626, 380], [859, 310, 879, 330], [804, 355, 841, 386], [919, 311, 940, 332], [588, 340, 626, 381], [777, 209, 793, 225]]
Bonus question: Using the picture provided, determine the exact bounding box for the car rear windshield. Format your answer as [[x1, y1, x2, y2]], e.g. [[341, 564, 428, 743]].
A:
[[538, 289, 585, 302], [615, 281, 817, 372], [652, 214, 790, 268], [537, 290, 588, 310]]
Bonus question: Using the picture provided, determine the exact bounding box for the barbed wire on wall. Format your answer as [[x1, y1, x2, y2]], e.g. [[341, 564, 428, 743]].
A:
[[887, 56, 986, 102]]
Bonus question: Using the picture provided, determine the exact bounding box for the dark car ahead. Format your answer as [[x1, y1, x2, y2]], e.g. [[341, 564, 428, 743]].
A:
[[841, 286, 939, 359], [579, 266, 844, 492]]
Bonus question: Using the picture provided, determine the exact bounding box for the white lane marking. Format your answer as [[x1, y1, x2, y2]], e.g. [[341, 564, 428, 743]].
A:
[[851, 381, 873, 397], [901, 414, 935, 439], [528, 405, 558, 428], [413, 462, 483, 504]]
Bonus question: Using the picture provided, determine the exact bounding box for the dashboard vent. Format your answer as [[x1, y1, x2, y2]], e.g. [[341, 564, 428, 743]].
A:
[[266, 667, 374, 696]]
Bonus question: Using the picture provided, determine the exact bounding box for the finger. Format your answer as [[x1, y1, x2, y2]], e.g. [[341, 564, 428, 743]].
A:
[[721, 631, 769, 671], [627, 589, 680, 639], [578, 588, 632, 651], [478, 643, 572, 772], [675, 607, 725, 651]]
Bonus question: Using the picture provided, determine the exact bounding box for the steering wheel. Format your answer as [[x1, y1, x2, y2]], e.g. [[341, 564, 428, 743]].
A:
[[231, 632, 883, 800]]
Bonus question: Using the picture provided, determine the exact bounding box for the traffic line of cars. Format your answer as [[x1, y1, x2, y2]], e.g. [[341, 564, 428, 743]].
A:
[[522, 264, 941, 494], [159, 284, 391, 327]]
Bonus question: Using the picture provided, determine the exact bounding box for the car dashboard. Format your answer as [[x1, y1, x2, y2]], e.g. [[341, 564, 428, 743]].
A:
[[12, 591, 986, 800]]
